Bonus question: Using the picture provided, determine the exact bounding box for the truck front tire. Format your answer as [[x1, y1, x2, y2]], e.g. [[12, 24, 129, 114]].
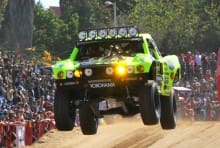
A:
[[160, 90, 177, 129], [139, 82, 160, 125], [54, 88, 75, 131], [79, 103, 98, 135]]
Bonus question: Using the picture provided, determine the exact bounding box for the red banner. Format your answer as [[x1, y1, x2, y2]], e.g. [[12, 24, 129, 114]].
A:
[[0, 119, 55, 147], [217, 49, 220, 101]]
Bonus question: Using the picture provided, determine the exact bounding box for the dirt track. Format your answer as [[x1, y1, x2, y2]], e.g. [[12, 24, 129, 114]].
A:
[[31, 114, 220, 148]]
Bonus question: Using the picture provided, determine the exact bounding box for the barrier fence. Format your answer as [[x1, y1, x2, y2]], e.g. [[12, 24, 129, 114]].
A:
[[176, 99, 220, 121], [0, 119, 55, 147]]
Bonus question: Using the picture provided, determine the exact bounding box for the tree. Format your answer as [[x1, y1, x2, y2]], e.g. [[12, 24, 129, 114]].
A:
[[60, 0, 114, 29], [0, 0, 8, 49], [33, 3, 64, 52], [33, 3, 79, 57], [0, 0, 7, 28], [194, 0, 220, 51], [1, 0, 34, 54], [129, 0, 219, 53]]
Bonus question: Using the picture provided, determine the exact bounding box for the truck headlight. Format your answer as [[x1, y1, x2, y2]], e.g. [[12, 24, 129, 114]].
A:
[[66, 71, 73, 78], [74, 70, 82, 78], [116, 65, 126, 76], [137, 65, 145, 73], [106, 67, 114, 75], [84, 68, 93, 77], [57, 71, 64, 79], [127, 66, 134, 74]]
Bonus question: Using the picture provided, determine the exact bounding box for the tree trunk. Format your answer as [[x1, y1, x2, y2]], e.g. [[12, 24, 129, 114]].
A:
[[1, 0, 34, 54]]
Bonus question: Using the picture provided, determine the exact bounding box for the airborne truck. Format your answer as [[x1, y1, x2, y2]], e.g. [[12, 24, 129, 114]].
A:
[[52, 26, 181, 135]]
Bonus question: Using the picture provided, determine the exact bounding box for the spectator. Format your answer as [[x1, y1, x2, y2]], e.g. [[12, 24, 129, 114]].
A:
[[195, 51, 202, 79], [209, 52, 217, 77]]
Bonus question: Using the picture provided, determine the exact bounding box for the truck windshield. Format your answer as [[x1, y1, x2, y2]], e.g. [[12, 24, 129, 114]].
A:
[[76, 40, 143, 60]]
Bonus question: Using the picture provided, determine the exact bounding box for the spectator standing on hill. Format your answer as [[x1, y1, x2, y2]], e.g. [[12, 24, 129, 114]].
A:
[[179, 53, 187, 81], [195, 51, 202, 79], [201, 53, 209, 76], [185, 51, 195, 81], [209, 52, 217, 77]]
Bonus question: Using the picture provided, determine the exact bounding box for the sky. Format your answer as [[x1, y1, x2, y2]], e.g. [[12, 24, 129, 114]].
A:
[[36, 0, 59, 8]]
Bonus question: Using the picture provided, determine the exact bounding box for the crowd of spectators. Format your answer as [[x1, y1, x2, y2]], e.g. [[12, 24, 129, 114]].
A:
[[176, 51, 219, 121], [0, 51, 55, 146]]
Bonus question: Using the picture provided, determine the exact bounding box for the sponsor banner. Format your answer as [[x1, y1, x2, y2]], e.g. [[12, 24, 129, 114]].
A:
[[16, 125, 25, 147], [89, 82, 115, 88]]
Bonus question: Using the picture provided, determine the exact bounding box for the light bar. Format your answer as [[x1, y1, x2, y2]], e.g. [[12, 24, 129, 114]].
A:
[[118, 28, 127, 37], [98, 29, 107, 39], [108, 28, 117, 38], [78, 31, 87, 40], [78, 26, 138, 41], [129, 27, 138, 37], [88, 30, 97, 39]]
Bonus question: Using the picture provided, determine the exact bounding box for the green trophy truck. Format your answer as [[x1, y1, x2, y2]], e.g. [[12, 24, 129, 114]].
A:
[[52, 26, 181, 135]]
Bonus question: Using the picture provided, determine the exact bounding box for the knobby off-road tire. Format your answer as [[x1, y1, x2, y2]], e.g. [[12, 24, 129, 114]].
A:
[[79, 103, 98, 135], [54, 88, 75, 131], [139, 82, 160, 125], [160, 90, 177, 129]]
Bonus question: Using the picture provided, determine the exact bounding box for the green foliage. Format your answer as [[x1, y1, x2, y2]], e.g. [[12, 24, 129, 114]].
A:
[[33, 3, 61, 50], [0, 0, 7, 28], [0, 0, 8, 47], [0, 0, 34, 52], [33, 3, 79, 57], [129, 0, 219, 53]]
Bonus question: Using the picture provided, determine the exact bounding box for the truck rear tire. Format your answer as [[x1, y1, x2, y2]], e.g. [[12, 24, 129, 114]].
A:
[[79, 103, 98, 135], [139, 82, 160, 125], [160, 90, 177, 129], [54, 88, 75, 131]]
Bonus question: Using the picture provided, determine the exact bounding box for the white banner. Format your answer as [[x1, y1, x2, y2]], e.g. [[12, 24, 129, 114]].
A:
[[16, 125, 25, 147]]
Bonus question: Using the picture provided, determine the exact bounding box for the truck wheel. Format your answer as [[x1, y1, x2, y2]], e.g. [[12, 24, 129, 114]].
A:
[[160, 90, 176, 129], [54, 88, 75, 131], [79, 104, 98, 135], [139, 82, 160, 125]]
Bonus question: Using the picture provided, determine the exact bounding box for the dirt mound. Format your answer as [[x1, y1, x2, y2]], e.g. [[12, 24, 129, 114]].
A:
[[30, 114, 220, 148]]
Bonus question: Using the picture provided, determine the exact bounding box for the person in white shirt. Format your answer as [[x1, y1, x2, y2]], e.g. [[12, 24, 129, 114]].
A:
[[195, 51, 202, 78]]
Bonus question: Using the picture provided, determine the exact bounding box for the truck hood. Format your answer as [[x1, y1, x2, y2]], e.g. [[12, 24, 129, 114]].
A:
[[78, 54, 150, 67], [52, 53, 152, 72]]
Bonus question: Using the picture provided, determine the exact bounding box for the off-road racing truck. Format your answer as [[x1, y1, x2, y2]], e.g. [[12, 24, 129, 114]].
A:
[[52, 26, 181, 135]]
